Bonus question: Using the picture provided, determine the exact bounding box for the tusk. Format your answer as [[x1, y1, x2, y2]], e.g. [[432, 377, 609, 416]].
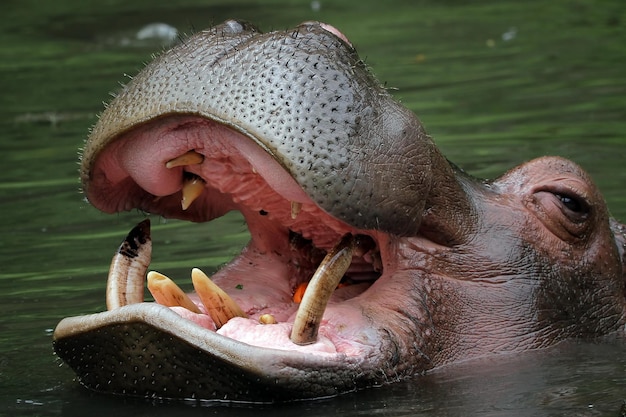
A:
[[181, 175, 205, 210], [165, 150, 204, 169], [106, 219, 151, 310], [290, 201, 302, 219], [290, 234, 355, 345], [147, 271, 201, 313], [191, 268, 247, 328]]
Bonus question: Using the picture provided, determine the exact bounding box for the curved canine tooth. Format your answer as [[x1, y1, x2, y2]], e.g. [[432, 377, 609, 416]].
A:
[[147, 271, 201, 313], [290, 201, 302, 219], [106, 219, 151, 310], [191, 268, 247, 328], [290, 234, 354, 345], [181, 175, 205, 210], [165, 150, 204, 168]]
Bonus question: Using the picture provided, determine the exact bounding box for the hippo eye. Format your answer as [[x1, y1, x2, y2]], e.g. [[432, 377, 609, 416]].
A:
[[557, 194, 583, 213], [554, 192, 590, 222]]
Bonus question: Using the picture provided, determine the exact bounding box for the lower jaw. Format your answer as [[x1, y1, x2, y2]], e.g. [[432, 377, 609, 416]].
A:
[[52, 223, 391, 402], [107, 220, 382, 357], [53, 301, 384, 402]]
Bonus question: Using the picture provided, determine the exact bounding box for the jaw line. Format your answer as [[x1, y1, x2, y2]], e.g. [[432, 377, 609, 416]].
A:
[[53, 303, 341, 363], [52, 303, 370, 402]]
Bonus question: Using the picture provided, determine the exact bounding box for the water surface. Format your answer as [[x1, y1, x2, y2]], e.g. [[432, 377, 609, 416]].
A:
[[1, 0, 625, 416]]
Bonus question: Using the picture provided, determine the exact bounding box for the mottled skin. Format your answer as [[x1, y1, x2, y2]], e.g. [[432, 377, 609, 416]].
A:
[[53, 20, 626, 402]]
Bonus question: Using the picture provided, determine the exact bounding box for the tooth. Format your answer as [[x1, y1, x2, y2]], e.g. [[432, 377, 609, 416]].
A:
[[191, 268, 247, 328], [259, 314, 277, 324], [147, 271, 201, 313], [290, 234, 354, 345], [165, 150, 204, 168], [181, 175, 205, 210], [106, 219, 151, 310], [291, 201, 302, 219]]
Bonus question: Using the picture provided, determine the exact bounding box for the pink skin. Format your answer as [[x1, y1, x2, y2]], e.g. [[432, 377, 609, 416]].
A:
[[319, 23, 352, 47]]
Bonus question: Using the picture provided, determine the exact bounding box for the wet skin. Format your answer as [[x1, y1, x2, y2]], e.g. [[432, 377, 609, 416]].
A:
[[53, 20, 626, 402]]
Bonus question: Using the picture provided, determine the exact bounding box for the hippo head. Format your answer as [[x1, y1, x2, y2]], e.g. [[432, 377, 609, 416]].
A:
[[53, 20, 626, 402]]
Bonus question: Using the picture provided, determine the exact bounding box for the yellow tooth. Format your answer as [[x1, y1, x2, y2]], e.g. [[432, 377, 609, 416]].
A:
[[165, 150, 204, 169], [291, 201, 302, 219], [191, 268, 247, 328], [181, 176, 205, 210], [147, 271, 201, 313], [290, 234, 355, 345], [259, 314, 277, 324]]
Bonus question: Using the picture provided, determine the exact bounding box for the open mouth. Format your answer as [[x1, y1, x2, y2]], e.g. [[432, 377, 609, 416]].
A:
[[94, 115, 385, 357], [53, 20, 432, 400]]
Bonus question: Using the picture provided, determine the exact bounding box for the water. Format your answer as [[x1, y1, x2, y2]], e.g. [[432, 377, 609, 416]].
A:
[[1, 0, 625, 416]]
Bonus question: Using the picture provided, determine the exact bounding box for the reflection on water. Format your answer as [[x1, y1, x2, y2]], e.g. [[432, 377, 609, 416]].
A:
[[1, 0, 625, 416]]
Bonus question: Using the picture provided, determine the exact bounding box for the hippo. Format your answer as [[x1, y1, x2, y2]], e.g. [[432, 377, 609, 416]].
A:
[[53, 20, 626, 402]]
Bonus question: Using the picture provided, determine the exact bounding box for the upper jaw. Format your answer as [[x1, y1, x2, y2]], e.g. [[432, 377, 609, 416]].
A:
[[82, 19, 438, 237]]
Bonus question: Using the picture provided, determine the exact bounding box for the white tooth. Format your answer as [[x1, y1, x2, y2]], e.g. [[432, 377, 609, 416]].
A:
[[291, 201, 302, 219], [147, 271, 201, 313], [165, 150, 204, 168], [191, 268, 247, 328], [106, 219, 151, 310], [181, 176, 205, 210], [259, 314, 277, 324], [290, 234, 354, 345]]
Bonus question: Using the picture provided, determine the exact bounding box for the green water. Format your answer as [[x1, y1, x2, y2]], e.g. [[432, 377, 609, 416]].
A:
[[1, 0, 625, 415]]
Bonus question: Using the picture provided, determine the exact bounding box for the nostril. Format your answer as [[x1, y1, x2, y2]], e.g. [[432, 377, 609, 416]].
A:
[[221, 19, 258, 35], [223, 20, 244, 34], [299, 21, 353, 47], [299, 20, 322, 27], [319, 23, 352, 46]]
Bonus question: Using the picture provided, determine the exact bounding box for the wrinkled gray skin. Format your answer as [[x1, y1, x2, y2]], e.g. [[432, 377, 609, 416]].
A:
[[53, 20, 626, 402]]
